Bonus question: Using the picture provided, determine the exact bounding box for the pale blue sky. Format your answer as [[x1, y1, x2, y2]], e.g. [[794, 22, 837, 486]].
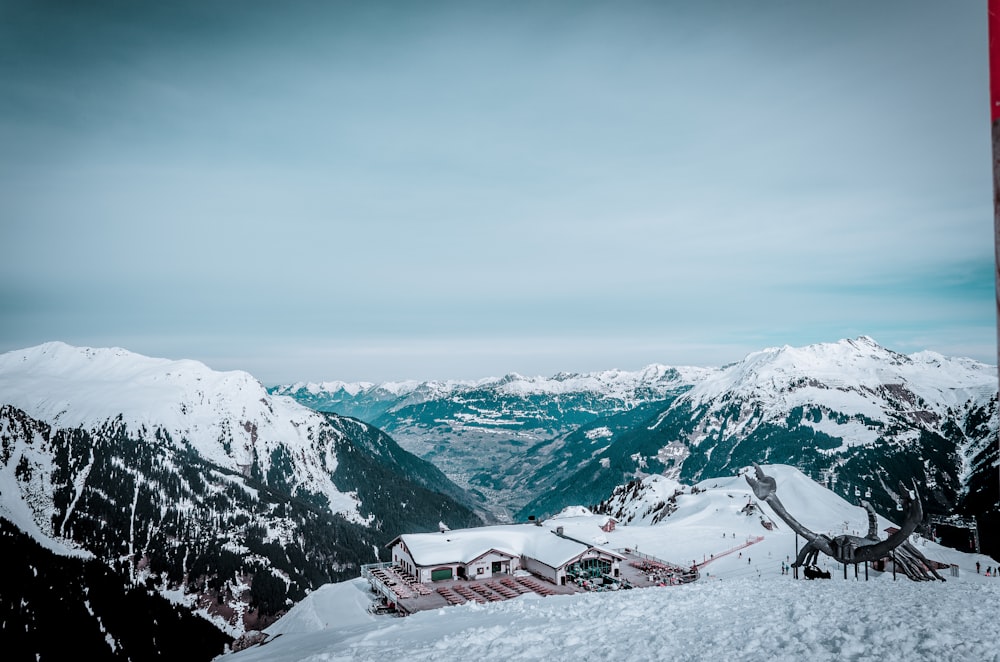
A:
[[1, 0, 995, 383]]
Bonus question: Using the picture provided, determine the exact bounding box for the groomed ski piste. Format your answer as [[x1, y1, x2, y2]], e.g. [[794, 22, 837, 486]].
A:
[[221, 465, 1000, 662]]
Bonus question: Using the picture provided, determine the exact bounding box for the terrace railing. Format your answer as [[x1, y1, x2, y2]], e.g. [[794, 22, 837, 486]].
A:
[[361, 562, 404, 606]]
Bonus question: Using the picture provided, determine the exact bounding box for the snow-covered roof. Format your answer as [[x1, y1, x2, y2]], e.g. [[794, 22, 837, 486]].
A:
[[394, 524, 622, 569]]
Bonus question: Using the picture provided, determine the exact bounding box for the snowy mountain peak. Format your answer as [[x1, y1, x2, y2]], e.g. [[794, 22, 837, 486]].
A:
[[0, 342, 362, 520], [1, 340, 268, 402], [274, 363, 717, 404], [687, 336, 996, 410]]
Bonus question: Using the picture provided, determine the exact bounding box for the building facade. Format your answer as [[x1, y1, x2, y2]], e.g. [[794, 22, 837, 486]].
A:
[[387, 523, 624, 586]]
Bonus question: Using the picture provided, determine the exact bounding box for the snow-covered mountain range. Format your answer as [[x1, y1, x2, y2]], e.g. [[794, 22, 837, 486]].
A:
[[2, 338, 997, 661], [523, 337, 997, 523], [0, 342, 483, 659], [271, 364, 715, 518], [276, 363, 716, 413], [275, 337, 998, 544]]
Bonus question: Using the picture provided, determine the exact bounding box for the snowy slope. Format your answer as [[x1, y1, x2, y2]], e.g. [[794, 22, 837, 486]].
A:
[[682, 336, 997, 448], [227, 578, 1000, 662], [521, 337, 998, 521], [0, 342, 360, 520], [549, 464, 959, 575], [0, 406, 90, 557], [0, 342, 484, 643], [223, 464, 1000, 662]]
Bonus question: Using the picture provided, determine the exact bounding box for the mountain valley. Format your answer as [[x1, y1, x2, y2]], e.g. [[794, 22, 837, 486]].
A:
[[276, 337, 998, 550], [1, 337, 997, 660]]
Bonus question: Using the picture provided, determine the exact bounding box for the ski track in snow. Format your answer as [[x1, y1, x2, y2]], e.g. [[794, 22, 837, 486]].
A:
[[59, 445, 94, 537], [128, 481, 140, 584]]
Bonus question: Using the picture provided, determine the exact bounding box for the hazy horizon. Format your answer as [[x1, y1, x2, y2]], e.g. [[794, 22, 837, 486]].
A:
[[2, 1, 995, 383]]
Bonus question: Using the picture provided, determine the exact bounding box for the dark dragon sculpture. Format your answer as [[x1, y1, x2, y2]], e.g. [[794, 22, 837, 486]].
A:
[[745, 463, 944, 581]]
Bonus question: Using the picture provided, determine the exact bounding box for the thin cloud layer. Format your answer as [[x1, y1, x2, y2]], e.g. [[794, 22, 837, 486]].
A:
[[0, 1, 994, 383]]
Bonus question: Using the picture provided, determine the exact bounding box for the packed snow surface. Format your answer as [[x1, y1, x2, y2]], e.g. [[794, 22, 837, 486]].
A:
[[225, 577, 999, 662], [222, 464, 1000, 662]]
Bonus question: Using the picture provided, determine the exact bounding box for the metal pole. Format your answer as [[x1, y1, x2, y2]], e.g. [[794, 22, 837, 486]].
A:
[[794, 533, 799, 579], [992, 0, 1000, 372], [990, 0, 1000, 513]]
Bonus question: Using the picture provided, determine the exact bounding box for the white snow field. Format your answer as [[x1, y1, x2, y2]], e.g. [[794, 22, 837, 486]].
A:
[[222, 465, 1000, 662]]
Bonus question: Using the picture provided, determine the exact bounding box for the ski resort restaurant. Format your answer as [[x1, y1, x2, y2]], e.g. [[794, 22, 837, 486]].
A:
[[387, 523, 626, 586]]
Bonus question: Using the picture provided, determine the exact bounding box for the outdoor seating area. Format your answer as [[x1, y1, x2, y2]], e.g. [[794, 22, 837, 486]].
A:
[[364, 561, 581, 615], [628, 558, 693, 586], [499, 577, 533, 596], [513, 575, 556, 596], [363, 539, 695, 616], [364, 563, 434, 603], [431, 574, 563, 606], [433, 577, 540, 606], [629, 559, 691, 585], [612, 549, 698, 588]]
